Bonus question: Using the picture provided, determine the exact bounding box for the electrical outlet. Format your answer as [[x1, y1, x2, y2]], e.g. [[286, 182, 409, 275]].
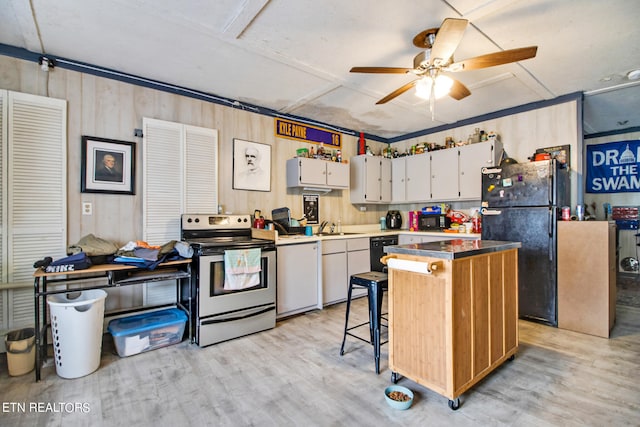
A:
[[82, 202, 92, 215]]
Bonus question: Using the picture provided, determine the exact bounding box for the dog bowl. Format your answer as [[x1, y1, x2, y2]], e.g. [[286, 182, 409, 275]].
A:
[[384, 385, 414, 410]]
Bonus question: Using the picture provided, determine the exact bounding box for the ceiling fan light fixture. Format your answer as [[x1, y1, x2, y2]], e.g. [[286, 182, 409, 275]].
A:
[[415, 75, 454, 100], [627, 69, 640, 81]]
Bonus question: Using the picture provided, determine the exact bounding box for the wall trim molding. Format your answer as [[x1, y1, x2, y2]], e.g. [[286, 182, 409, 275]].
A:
[[0, 43, 584, 144]]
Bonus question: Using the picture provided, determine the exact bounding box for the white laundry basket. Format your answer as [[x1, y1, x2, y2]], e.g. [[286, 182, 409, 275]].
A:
[[47, 289, 107, 379]]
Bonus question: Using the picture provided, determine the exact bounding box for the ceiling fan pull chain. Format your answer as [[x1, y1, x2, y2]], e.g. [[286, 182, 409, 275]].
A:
[[429, 78, 436, 121]]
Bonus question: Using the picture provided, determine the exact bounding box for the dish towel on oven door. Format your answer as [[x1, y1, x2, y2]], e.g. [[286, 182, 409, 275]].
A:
[[224, 248, 262, 290]]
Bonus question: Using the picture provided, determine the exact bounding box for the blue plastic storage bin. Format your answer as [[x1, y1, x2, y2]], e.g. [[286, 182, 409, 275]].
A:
[[107, 308, 187, 357]]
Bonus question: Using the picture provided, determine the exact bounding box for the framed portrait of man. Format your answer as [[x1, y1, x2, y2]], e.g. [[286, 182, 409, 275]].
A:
[[81, 136, 136, 195], [232, 139, 271, 192]]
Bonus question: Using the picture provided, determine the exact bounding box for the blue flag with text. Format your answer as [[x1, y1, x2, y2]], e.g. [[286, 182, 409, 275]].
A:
[[586, 140, 640, 193]]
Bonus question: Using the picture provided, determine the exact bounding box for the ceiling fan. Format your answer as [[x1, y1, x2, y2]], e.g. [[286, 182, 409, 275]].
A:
[[350, 18, 538, 120]]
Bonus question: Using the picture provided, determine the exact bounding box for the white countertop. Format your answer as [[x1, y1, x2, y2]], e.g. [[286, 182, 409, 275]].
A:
[[253, 225, 480, 246]]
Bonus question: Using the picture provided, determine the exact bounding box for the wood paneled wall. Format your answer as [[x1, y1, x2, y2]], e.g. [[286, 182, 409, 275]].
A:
[[0, 56, 387, 245], [392, 101, 581, 208], [1, 55, 581, 246]]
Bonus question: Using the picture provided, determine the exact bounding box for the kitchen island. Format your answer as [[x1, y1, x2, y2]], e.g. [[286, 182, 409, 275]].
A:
[[383, 239, 521, 409]]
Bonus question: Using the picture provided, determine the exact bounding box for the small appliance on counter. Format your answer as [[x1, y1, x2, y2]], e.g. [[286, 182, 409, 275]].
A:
[[418, 213, 451, 231], [386, 210, 402, 229], [271, 207, 306, 235]]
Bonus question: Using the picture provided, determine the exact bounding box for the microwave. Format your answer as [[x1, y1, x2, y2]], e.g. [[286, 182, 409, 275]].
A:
[[418, 214, 451, 231]]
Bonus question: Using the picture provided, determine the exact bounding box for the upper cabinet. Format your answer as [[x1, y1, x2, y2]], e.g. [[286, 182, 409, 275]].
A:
[[432, 140, 503, 202], [351, 141, 502, 204], [350, 155, 391, 203], [458, 141, 502, 199], [430, 148, 459, 201], [392, 154, 431, 203], [286, 157, 349, 190]]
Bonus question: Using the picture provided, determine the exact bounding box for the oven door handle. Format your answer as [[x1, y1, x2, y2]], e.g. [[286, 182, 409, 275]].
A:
[[201, 305, 275, 325]]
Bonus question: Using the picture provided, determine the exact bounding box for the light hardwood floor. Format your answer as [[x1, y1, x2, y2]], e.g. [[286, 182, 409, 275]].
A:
[[1, 299, 639, 426]]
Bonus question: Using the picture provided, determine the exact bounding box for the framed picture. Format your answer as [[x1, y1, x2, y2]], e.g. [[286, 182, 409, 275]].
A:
[[303, 194, 319, 224], [232, 139, 271, 192], [81, 136, 135, 195]]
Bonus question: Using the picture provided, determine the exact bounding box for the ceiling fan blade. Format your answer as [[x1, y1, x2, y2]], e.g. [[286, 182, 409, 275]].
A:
[[448, 78, 471, 100], [376, 80, 419, 104], [449, 46, 538, 71], [350, 66, 413, 74], [429, 18, 469, 67]]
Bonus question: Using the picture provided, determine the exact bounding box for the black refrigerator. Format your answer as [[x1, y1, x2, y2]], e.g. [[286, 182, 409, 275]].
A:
[[481, 159, 569, 326]]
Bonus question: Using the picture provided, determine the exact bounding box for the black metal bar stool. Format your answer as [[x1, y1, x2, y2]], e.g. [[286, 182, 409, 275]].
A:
[[340, 271, 388, 374]]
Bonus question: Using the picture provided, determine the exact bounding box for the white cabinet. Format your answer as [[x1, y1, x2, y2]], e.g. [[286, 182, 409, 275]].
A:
[[350, 155, 391, 203], [392, 155, 431, 203], [321, 240, 348, 305], [277, 242, 319, 318], [346, 238, 370, 298], [392, 141, 502, 203], [432, 141, 502, 201], [286, 157, 349, 189], [430, 148, 460, 201], [380, 158, 392, 202], [321, 237, 371, 305], [405, 154, 431, 202], [391, 157, 406, 202], [458, 141, 501, 200]]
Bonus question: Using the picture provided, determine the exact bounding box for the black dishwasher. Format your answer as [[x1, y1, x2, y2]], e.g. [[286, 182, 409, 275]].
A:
[[370, 235, 398, 272]]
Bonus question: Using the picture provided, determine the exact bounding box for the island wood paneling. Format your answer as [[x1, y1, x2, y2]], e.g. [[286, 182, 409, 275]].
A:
[[388, 249, 519, 403]]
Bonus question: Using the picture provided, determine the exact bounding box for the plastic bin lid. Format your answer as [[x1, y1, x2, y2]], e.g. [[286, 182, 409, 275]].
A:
[[107, 308, 187, 337]]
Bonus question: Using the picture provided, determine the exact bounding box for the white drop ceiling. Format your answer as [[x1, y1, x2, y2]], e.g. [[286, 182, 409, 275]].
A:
[[1, 0, 639, 140]]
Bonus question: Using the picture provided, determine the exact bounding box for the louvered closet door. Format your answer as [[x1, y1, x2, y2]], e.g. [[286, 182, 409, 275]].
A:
[[0, 90, 6, 283], [2, 91, 67, 333], [143, 118, 184, 244], [184, 125, 218, 213], [142, 118, 218, 305]]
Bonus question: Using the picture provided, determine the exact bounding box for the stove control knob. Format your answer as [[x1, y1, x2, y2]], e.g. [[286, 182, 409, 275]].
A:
[[187, 218, 192, 223], [194, 218, 200, 223], [243, 218, 248, 222], [237, 218, 242, 223]]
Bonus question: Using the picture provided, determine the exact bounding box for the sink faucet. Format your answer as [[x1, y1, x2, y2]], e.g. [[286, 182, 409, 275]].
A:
[[318, 220, 336, 234]]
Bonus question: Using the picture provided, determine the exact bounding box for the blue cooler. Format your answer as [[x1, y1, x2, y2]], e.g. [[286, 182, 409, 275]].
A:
[[107, 308, 187, 357]]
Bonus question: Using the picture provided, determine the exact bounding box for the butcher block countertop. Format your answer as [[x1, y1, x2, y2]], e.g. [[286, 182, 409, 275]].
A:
[[383, 239, 521, 260]]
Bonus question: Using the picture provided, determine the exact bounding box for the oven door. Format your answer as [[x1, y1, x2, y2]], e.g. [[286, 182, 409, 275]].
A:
[[198, 248, 276, 317]]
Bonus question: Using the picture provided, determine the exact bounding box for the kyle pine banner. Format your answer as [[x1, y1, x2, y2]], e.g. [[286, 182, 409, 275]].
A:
[[586, 140, 640, 193]]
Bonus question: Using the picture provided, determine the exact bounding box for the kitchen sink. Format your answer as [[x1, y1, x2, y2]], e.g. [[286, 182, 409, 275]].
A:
[[314, 232, 363, 236]]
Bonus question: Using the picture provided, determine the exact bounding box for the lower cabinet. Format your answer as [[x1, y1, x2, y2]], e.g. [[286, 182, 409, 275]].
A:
[[276, 242, 319, 318], [346, 238, 370, 299], [321, 237, 371, 305], [322, 240, 348, 305]]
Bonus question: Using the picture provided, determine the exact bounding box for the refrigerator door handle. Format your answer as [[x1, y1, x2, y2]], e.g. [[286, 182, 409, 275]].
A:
[[548, 163, 554, 205], [548, 208, 553, 237], [482, 167, 501, 175], [481, 208, 502, 215]]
